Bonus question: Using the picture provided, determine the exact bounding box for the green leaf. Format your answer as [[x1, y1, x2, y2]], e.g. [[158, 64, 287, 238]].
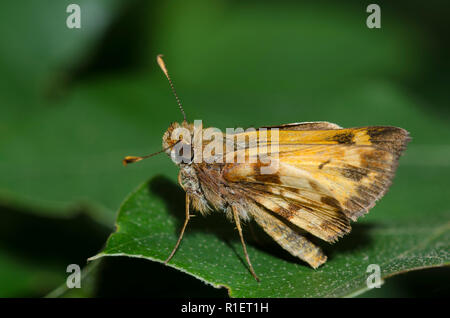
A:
[[0, 0, 131, 223], [91, 175, 449, 297]]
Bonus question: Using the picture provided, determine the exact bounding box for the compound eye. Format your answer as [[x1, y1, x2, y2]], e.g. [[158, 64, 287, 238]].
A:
[[171, 142, 193, 164]]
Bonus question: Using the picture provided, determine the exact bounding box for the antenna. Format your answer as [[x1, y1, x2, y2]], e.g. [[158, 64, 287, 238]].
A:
[[157, 54, 187, 122], [122, 140, 180, 166]]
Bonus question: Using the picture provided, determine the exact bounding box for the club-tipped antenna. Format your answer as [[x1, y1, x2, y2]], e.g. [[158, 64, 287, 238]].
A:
[[157, 54, 187, 122], [123, 140, 180, 166]]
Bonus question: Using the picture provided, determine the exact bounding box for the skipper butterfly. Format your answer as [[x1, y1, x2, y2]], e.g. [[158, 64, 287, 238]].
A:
[[124, 55, 410, 281]]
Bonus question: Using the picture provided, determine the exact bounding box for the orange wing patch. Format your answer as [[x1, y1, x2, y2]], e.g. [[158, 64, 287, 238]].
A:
[[223, 124, 410, 241]]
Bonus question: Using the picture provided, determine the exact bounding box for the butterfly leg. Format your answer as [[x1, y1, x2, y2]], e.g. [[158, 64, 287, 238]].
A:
[[232, 206, 260, 282], [165, 193, 190, 264]]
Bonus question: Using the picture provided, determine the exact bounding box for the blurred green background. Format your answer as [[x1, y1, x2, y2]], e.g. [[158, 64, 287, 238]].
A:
[[0, 0, 449, 297]]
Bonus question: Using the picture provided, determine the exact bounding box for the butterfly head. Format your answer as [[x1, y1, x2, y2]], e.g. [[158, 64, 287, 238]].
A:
[[162, 121, 195, 165]]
